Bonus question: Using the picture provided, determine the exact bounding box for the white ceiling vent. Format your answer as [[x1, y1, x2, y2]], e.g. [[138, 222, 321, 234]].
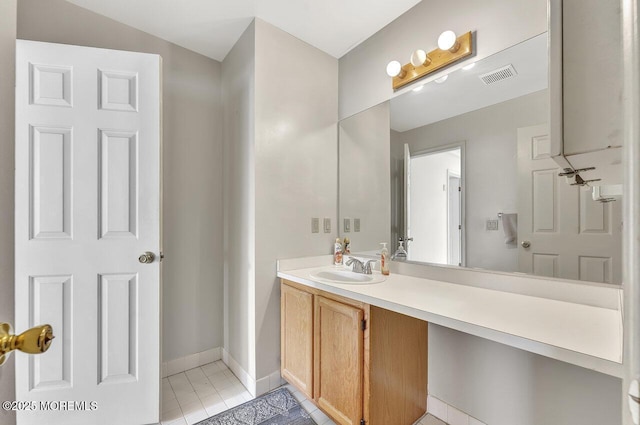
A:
[[479, 64, 518, 85]]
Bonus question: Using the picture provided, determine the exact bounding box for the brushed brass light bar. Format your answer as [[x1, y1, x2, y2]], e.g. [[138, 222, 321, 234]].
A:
[[392, 31, 474, 90]]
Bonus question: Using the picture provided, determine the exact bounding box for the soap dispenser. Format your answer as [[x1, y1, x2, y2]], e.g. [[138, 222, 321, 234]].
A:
[[334, 238, 343, 266], [392, 239, 407, 261], [343, 237, 351, 255], [380, 242, 390, 276]]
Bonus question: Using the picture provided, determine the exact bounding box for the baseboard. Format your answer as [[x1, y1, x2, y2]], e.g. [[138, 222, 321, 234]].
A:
[[162, 347, 222, 378], [222, 348, 257, 397], [219, 349, 285, 398], [256, 369, 286, 396], [427, 395, 487, 425]]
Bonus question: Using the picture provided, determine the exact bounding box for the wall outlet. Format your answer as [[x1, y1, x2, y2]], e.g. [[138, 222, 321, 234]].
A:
[[323, 218, 331, 233], [311, 217, 319, 233], [486, 219, 499, 231], [354, 218, 360, 232], [344, 218, 351, 233]]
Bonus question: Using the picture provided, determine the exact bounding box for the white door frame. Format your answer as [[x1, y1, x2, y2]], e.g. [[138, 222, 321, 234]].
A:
[[405, 141, 466, 267]]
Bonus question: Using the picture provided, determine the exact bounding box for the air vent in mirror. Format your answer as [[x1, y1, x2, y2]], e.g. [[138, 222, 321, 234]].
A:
[[479, 64, 518, 85]]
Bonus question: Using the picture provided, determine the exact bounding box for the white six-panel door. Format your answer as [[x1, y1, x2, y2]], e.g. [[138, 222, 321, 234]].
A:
[[15, 40, 160, 425], [517, 124, 622, 283]]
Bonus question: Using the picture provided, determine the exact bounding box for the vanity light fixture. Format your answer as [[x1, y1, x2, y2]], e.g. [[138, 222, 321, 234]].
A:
[[386, 60, 407, 78], [410, 49, 432, 68], [387, 30, 473, 90], [437, 30, 461, 52]]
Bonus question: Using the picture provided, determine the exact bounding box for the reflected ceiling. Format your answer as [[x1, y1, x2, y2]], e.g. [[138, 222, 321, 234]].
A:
[[391, 34, 548, 132]]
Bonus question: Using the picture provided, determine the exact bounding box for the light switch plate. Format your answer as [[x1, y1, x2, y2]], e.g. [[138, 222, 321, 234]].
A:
[[486, 219, 499, 231], [354, 218, 360, 232], [311, 217, 319, 233], [344, 218, 351, 233], [323, 218, 331, 233]]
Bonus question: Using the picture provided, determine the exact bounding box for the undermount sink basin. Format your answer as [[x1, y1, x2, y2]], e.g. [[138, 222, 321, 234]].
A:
[[309, 268, 386, 285]]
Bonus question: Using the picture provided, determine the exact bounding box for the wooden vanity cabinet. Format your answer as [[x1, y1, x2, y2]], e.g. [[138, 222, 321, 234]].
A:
[[314, 295, 365, 425], [281, 283, 314, 399], [281, 279, 428, 425]]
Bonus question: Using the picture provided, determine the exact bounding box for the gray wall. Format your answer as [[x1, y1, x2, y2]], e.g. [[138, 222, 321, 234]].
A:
[[222, 21, 256, 378], [222, 19, 339, 384], [395, 90, 548, 273], [338, 0, 547, 120], [339, 102, 391, 252], [429, 326, 621, 425], [17, 0, 225, 363], [0, 1, 17, 425], [254, 19, 338, 379]]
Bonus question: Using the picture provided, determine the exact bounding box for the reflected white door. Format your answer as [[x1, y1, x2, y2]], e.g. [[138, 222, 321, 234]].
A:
[[517, 124, 621, 283], [403, 143, 411, 255], [15, 40, 161, 425]]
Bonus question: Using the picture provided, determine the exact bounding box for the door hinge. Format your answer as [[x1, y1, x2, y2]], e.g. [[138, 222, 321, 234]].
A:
[[458, 186, 462, 192], [361, 319, 366, 331], [458, 225, 462, 230], [360, 420, 365, 425]]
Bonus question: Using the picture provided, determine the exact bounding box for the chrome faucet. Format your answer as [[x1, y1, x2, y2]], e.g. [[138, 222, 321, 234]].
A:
[[345, 258, 377, 275]]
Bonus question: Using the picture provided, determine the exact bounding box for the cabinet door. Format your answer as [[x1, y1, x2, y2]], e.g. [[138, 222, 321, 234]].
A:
[[281, 283, 314, 399], [314, 296, 364, 425], [563, 0, 622, 156]]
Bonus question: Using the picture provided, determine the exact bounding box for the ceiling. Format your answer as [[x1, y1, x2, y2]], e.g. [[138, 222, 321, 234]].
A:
[[390, 33, 548, 132], [65, 0, 421, 61]]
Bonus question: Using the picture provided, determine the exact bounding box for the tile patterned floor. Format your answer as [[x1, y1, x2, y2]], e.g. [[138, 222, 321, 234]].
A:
[[160, 361, 338, 425], [416, 414, 448, 425], [161, 361, 252, 425], [160, 360, 444, 425]]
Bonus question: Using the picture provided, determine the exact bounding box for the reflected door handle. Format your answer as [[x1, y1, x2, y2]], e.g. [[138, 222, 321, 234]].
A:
[[521, 241, 531, 248], [138, 252, 155, 264]]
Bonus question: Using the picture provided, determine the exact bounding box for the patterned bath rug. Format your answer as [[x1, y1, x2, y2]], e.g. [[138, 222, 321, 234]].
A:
[[195, 387, 318, 425]]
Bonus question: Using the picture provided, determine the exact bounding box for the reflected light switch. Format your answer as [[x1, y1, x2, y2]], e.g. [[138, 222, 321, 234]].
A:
[[354, 218, 360, 232], [311, 218, 319, 233], [323, 218, 331, 233], [344, 218, 351, 233], [486, 219, 499, 231]]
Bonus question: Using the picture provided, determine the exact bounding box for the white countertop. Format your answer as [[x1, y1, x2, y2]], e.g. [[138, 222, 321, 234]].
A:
[[277, 259, 623, 377]]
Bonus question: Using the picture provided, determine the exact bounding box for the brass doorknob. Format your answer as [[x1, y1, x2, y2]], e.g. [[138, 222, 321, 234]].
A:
[[0, 323, 55, 366], [138, 252, 155, 264]]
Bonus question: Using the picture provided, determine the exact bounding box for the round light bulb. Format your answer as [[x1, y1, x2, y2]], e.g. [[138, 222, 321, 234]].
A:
[[434, 75, 449, 84], [386, 60, 402, 77], [410, 49, 430, 68], [462, 62, 476, 71], [438, 30, 458, 51]]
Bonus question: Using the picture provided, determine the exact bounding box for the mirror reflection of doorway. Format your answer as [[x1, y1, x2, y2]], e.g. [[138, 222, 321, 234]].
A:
[[447, 170, 461, 266], [405, 144, 463, 265]]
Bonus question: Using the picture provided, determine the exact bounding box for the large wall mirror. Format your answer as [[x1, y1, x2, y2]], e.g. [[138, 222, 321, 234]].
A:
[[338, 30, 623, 285]]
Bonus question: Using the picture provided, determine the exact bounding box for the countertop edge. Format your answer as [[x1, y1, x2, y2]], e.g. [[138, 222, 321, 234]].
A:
[[277, 270, 624, 378]]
